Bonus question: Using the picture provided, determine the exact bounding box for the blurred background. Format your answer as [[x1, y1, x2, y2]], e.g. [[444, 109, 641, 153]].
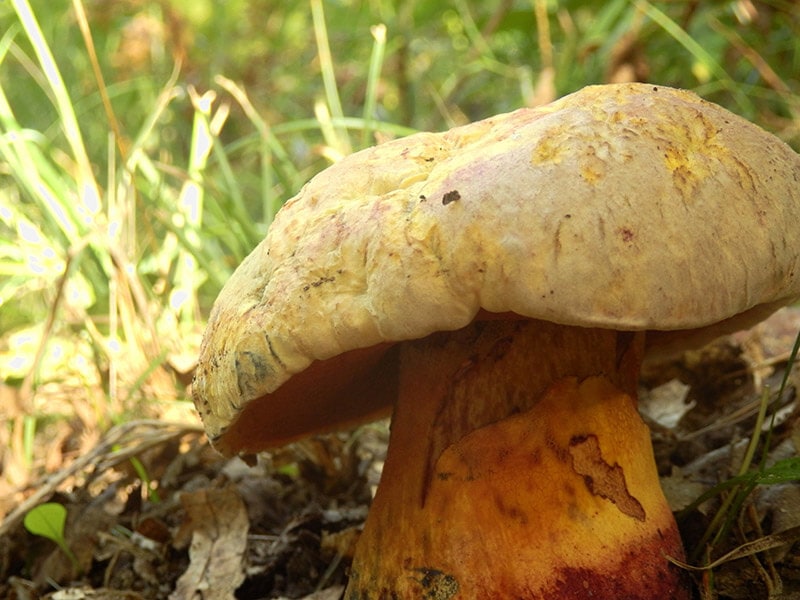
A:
[[1, 0, 798, 549]]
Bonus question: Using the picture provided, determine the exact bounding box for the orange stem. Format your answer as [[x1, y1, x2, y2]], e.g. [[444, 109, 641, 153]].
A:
[[346, 319, 689, 599]]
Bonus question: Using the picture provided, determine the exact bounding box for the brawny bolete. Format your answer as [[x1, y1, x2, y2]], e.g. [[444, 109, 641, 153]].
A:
[[193, 83, 800, 599]]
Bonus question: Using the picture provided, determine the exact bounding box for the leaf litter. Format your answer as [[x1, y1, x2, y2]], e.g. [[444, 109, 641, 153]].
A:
[[1, 308, 799, 600]]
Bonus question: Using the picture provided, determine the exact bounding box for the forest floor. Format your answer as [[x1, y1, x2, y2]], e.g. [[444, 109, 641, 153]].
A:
[[1, 308, 799, 600]]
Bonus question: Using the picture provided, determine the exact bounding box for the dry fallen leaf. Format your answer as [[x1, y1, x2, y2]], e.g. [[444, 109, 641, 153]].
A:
[[274, 585, 345, 600], [170, 486, 249, 600]]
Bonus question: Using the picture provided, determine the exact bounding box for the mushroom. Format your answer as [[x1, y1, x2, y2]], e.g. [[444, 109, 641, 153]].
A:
[[192, 83, 800, 598]]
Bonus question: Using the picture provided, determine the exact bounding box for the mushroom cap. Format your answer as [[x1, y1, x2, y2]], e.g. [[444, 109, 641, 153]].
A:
[[193, 82, 800, 453]]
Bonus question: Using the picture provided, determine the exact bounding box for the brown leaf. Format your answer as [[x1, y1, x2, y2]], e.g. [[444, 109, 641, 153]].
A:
[[275, 586, 345, 600], [170, 486, 249, 600]]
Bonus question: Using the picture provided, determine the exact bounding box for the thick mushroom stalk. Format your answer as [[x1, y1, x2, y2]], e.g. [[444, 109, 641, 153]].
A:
[[345, 319, 689, 599]]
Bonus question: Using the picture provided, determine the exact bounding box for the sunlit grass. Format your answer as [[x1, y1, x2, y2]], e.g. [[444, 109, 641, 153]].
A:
[[0, 0, 404, 494]]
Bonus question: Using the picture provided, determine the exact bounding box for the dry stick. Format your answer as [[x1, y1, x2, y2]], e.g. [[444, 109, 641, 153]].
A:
[[678, 386, 788, 442], [688, 342, 798, 444], [90, 421, 203, 475], [0, 421, 202, 538], [710, 18, 794, 100], [11, 240, 90, 474], [18, 239, 88, 407]]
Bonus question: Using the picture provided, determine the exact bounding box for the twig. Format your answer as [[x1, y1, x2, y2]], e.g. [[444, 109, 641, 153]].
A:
[[0, 420, 203, 538]]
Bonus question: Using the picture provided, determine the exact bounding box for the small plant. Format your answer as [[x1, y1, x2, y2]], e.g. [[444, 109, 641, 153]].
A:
[[675, 328, 800, 596], [23, 502, 80, 572], [128, 454, 161, 504]]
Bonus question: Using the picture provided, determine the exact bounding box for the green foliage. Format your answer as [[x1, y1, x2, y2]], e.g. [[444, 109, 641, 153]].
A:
[[23, 502, 79, 570], [677, 327, 800, 583], [129, 454, 161, 503]]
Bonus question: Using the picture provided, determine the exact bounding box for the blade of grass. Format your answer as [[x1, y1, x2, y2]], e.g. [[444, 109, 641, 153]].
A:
[[533, 0, 553, 72], [635, 0, 753, 115], [70, 0, 127, 160], [310, 0, 351, 156], [207, 138, 263, 251], [677, 455, 800, 523], [128, 455, 161, 503], [0, 85, 78, 247], [454, 0, 496, 61], [685, 385, 768, 563], [11, 0, 101, 211], [3, 1, 115, 310], [0, 21, 20, 67], [272, 116, 417, 139], [126, 63, 182, 171], [361, 23, 387, 148], [17, 237, 88, 411], [170, 87, 221, 326], [154, 210, 228, 292], [682, 327, 800, 564], [215, 75, 302, 224], [759, 326, 800, 471], [704, 385, 771, 556], [314, 100, 346, 163], [22, 413, 35, 467]]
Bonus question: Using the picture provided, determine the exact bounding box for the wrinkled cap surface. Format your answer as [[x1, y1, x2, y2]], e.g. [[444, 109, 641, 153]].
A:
[[193, 82, 800, 454]]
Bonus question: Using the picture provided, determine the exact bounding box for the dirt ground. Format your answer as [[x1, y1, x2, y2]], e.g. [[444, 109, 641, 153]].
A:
[[1, 308, 799, 600]]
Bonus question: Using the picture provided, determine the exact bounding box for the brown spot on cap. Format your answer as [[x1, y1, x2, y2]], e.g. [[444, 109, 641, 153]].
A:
[[442, 190, 461, 205]]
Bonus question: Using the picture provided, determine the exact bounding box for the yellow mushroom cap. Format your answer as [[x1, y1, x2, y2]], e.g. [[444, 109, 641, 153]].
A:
[[192, 83, 800, 453]]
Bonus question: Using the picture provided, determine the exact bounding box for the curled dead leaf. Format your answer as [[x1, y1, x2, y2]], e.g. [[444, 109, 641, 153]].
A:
[[170, 486, 249, 600]]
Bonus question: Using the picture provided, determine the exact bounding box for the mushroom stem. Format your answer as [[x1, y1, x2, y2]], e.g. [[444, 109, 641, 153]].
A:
[[345, 319, 689, 599]]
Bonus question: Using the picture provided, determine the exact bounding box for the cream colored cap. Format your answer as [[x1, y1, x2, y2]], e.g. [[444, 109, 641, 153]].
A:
[[193, 83, 800, 454]]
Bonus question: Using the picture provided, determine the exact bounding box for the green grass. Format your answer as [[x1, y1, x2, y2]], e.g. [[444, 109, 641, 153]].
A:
[[671, 330, 800, 591], [0, 0, 799, 592]]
